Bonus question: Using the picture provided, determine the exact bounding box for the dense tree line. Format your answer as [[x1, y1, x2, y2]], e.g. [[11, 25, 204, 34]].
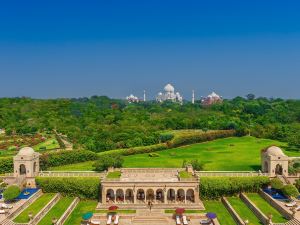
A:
[[1, 95, 300, 152]]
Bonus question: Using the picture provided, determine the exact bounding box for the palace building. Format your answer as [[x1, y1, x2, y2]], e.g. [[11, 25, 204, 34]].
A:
[[156, 84, 183, 104]]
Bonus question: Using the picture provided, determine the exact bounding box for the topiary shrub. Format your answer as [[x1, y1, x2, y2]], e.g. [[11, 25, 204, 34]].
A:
[[148, 153, 159, 157], [3, 185, 20, 201], [36, 177, 100, 199], [282, 184, 299, 199], [270, 178, 284, 190]]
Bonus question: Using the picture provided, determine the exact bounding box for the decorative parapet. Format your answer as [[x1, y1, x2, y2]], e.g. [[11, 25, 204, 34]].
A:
[[221, 197, 245, 225], [39, 171, 105, 179], [196, 171, 269, 177], [55, 197, 80, 225]]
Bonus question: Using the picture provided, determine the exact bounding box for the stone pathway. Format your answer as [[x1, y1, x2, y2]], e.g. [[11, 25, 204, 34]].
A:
[[0, 199, 26, 224]]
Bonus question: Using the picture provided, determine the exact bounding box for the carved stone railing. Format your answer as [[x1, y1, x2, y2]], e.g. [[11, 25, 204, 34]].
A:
[[39, 171, 105, 178], [196, 171, 268, 177], [55, 197, 80, 225]]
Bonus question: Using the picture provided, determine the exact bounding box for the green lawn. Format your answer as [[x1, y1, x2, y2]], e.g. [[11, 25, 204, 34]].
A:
[[33, 138, 59, 151], [179, 171, 193, 178], [227, 197, 262, 225], [64, 200, 98, 225], [106, 171, 121, 178], [14, 193, 55, 223], [203, 200, 236, 225], [246, 193, 287, 223], [50, 136, 299, 171], [37, 197, 74, 225]]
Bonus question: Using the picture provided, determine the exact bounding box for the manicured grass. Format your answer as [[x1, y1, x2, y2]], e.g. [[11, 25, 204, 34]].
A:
[[179, 171, 193, 178], [227, 197, 262, 225], [37, 197, 74, 225], [14, 193, 55, 223], [64, 200, 98, 225], [50, 136, 298, 171], [246, 193, 287, 223], [96, 209, 136, 214], [33, 138, 59, 151], [165, 209, 203, 214], [203, 200, 236, 225], [49, 160, 95, 171], [106, 171, 121, 178]]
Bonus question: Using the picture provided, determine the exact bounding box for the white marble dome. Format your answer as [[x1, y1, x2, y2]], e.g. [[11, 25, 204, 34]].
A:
[[265, 146, 286, 157], [164, 84, 175, 92], [17, 147, 35, 156]]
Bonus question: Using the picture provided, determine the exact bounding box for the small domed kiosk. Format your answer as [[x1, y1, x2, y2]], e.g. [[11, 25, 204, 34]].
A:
[[261, 146, 289, 177], [13, 147, 40, 188]]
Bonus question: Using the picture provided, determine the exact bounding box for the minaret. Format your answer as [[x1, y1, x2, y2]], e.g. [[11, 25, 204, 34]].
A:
[[143, 90, 146, 102], [192, 90, 195, 104]]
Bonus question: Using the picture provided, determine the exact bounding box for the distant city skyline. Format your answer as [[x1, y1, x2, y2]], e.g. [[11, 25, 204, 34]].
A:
[[1, 1, 300, 99]]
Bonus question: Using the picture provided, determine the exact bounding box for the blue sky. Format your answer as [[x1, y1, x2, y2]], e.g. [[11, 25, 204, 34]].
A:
[[0, 0, 300, 99]]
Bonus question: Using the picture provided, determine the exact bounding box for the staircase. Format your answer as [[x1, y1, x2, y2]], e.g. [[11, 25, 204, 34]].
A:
[[274, 218, 300, 225], [277, 175, 290, 185], [0, 219, 16, 225], [132, 209, 169, 225]]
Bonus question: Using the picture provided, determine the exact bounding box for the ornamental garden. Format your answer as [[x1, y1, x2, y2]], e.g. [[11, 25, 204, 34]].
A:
[[0, 129, 300, 225]]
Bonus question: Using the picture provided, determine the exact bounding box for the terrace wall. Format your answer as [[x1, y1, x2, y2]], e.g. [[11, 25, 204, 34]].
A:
[[55, 197, 80, 225], [221, 197, 245, 225], [240, 193, 269, 225], [258, 189, 293, 220]]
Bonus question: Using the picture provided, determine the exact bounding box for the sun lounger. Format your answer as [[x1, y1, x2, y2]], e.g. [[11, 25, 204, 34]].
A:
[[1, 203, 12, 209], [285, 201, 297, 207], [107, 214, 112, 225], [0, 209, 5, 214], [91, 219, 101, 225], [182, 215, 188, 225], [176, 215, 181, 225], [114, 215, 119, 225], [200, 218, 211, 224], [296, 205, 300, 211]]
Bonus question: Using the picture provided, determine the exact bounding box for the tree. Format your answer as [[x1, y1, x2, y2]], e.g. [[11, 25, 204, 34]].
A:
[[93, 155, 123, 171], [270, 178, 284, 190], [190, 159, 204, 171], [3, 185, 20, 201], [246, 94, 256, 100], [282, 185, 299, 199]]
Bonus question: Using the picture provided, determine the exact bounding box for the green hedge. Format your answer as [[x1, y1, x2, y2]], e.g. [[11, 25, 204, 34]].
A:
[[98, 130, 236, 158], [0, 157, 13, 174], [200, 176, 270, 199], [40, 150, 98, 170], [36, 177, 100, 199]]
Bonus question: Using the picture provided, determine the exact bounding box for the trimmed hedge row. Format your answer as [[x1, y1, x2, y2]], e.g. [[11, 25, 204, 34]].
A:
[[36, 177, 100, 199], [200, 176, 270, 199], [40, 150, 98, 170], [98, 130, 236, 158]]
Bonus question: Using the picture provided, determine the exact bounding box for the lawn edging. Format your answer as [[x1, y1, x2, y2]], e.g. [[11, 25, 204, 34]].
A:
[[258, 189, 293, 220], [240, 193, 268, 224], [221, 197, 245, 225], [56, 197, 80, 225]]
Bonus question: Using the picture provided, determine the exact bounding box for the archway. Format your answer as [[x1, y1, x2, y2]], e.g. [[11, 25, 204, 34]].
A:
[[167, 189, 176, 203], [156, 189, 164, 203], [177, 189, 185, 202], [137, 189, 145, 203], [33, 162, 37, 173], [186, 189, 195, 203], [275, 164, 283, 175], [146, 189, 155, 202], [106, 189, 115, 203], [125, 189, 134, 203], [19, 164, 26, 175], [116, 189, 124, 203]]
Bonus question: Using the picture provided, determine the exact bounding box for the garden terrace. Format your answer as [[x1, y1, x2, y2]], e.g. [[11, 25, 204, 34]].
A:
[[37, 197, 75, 225], [13, 193, 56, 223], [203, 200, 236, 225], [227, 197, 262, 225], [246, 193, 288, 223]]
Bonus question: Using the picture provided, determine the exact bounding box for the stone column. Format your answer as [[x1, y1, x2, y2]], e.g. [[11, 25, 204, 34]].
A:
[[164, 191, 167, 204], [123, 189, 126, 204], [102, 187, 106, 204]]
